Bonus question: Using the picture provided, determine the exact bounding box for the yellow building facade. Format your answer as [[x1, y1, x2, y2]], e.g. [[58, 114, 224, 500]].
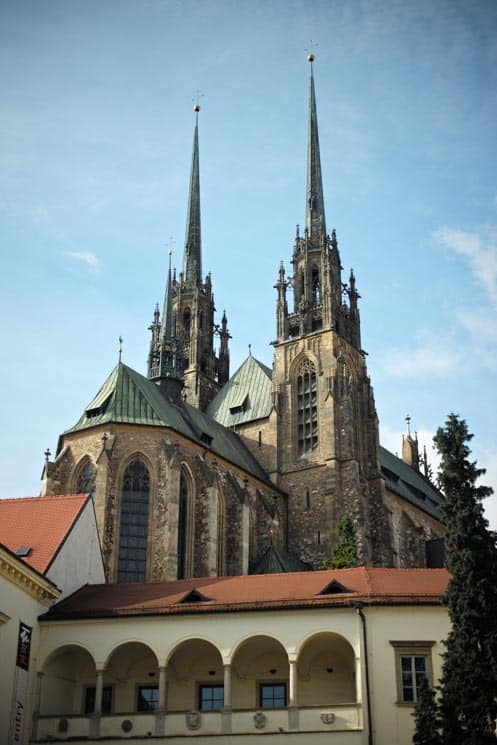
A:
[[32, 568, 449, 745]]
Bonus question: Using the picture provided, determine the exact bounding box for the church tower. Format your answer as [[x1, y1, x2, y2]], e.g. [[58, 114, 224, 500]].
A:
[[147, 106, 230, 410], [272, 56, 393, 567]]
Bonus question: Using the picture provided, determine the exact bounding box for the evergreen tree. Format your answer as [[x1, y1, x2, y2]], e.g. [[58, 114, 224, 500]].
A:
[[323, 514, 358, 569], [433, 414, 497, 745], [412, 678, 442, 745]]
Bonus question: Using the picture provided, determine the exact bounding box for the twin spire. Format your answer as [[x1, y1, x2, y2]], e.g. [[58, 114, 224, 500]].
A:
[[183, 106, 202, 286], [305, 55, 327, 246], [151, 55, 329, 389]]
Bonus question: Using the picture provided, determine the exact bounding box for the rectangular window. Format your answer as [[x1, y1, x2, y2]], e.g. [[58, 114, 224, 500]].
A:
[[391, 641, 434, 705], [199, 684, 224, 711], [400, 655, 427, 702], [137, 685, 159, 712], [259, 682, 287, 708], [84, 686, 113, 714]]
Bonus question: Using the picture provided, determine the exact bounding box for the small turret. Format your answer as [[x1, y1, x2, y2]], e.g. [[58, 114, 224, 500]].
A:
[[402, 415, 420, 470], [148, 253, 183, 400]]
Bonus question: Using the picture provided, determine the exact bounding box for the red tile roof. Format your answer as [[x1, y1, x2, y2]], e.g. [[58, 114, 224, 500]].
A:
[[42, 567, 449, 620], [0, 494, 90, 574]]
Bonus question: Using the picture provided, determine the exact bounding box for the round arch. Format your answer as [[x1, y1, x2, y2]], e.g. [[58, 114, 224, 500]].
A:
[[40, 644, 97, 717], [296, 631, 357, 706], [166, 637, 224, 712], [103, 638, 160, 671], [104, 641, 160, 713], [230, 634, 290, 710]]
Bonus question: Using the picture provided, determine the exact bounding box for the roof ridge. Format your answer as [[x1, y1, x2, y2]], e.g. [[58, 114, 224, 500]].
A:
[[0, 493, 89, 503]]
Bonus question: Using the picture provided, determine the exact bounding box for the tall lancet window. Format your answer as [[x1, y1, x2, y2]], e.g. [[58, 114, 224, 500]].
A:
[[311, 266, 321, 306], [297, 358, 318, 456], [117, 460, 150, 583], [178, 469, 193, 579], [75, 460, 96, 500]]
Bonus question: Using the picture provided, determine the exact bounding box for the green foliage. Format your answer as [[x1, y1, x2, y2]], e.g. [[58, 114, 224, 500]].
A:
[[433, 414, 497, 745], [322, 514, 358, 569], [412, 678, 442, 745]]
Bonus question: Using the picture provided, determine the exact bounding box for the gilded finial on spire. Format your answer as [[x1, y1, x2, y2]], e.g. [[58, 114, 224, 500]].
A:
[[305, 40, 318, 63]]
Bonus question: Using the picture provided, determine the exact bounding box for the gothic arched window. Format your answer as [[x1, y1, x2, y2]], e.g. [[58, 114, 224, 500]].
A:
[[117, 460, 150, 583], [296, 358, 318, 456], [311, 266, 321, 306], [177, 469, 193, 579], [76, 461, 96, 500], [183, 308, 191, 342]]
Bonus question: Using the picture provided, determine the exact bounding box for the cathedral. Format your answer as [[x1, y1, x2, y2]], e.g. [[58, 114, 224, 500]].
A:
[[41, 56, 444, 583]]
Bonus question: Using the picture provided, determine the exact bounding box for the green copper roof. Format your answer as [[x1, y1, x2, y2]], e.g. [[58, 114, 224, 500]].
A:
[[207, 355, 273, 427], [66, 363, 271, 485], [380, 446, 444, 520], [251, 543, 311, 574]]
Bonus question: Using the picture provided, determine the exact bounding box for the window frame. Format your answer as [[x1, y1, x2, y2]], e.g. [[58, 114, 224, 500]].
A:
[[117, 459, 151, 583], [390, 641, 435, 706], [258, 681, 288, 709], [198, 683, 225, 711], [295, 358, 318, 458], [136, 683, 159, 712], [83, 685, 113, 715]]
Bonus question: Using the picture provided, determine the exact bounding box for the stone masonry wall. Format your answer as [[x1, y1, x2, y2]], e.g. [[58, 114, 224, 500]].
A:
[[44, 423, 285, 582]]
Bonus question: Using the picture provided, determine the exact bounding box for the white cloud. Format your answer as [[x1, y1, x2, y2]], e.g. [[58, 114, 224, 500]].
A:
[[434, 226, 497, 307], [382, 329, 462, 379], [64, 251, 101, 272]]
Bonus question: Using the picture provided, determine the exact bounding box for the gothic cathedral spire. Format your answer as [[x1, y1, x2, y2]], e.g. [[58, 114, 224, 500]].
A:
[[147, 105, 230, 410], [271, 54, 393, 569], [147, 252, 183, 398], [306, 55, 326, 247], [183, 107, 202, 286]]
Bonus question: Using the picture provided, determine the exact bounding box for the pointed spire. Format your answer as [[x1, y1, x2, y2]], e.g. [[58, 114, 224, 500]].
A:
[[183, 106, 202, 285], [305, 55, 326, 247], [160, 252, 175, 344]]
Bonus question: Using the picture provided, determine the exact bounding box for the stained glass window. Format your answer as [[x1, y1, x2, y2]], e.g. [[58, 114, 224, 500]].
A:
[[177, 470, 190, 579], [297, 359, 318, 455], [117, 460, 150, 583], [76, 462, 96, 500]]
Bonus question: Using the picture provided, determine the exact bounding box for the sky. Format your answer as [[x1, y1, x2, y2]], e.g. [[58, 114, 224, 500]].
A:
[[1, 0, 497, 526]]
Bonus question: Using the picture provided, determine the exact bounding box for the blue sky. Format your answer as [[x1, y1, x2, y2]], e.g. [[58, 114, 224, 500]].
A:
[[1, 0, 497, 526]]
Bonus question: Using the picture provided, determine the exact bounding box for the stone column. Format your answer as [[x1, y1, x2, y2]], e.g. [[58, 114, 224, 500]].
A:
[[288, 658, 299, 731], [155, 666, 167, 736], [158, 666, 167, 711], [94, 670, 104, 715], [221, 663, 232, 734], [89, 669, 104, 739]]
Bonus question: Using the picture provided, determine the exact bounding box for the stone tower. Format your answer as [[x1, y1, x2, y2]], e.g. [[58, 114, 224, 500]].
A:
[[147, 107, 230, 410], [272, 57, 393, 567]]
